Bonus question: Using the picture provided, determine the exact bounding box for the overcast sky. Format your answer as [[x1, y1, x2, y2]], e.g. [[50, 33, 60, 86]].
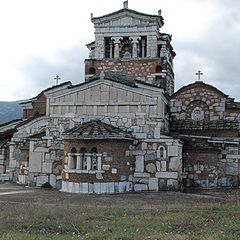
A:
[[0, 0, 240, 101]]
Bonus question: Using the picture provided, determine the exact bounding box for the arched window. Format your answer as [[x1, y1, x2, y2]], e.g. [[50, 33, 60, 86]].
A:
[[91, 147, 98, 170], [70, 147, 77, 153], [193, 109, 201, 121], [156, 65, 162, 73], [80, 147, 87, 154], [89, 67, 96, 75], [159, 147, 164, 159], [91, 147, 98, 154], [79, 147, 88, 170], [70, 147, 77, 169], [79, 147, 87, 170]]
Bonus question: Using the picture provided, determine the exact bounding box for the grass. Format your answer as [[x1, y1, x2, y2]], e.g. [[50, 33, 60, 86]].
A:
[[0, 202, 240, 240]]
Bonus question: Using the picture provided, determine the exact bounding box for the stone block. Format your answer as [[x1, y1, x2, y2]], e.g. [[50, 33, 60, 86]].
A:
[[107, 182, 115, 194], [42, 162, 52, 173], [29, 152, 42, 172], [156, 161, 161, 171], [61, 181, 66, 192], [145, 154, 155, 161], [119, 182, 127, 192], [82, 183, 89, 193], [68, 182, 74, 193], [9, 160, 17, 168], [126, 182, 133, 192], [89, 183, 94, 193], [134, 183, 148, 191], [36, 175, 49, 187], [134, 133, 147, 139], [100, 183, 107, 194], [94, 183, 101, 194], [135, 155, 144, 172], [49, 174, 56, 188], [156, 171, 178, 179], [159, 179, 167, 190], [167, 179, 179, 190], [102, 164, 110, 171], [0, 165, 5, 174], [74, 183, 80, 193], [35, 147, 49, 153], [154, 127, 161, 138], [149, 178, 158, 191], [18, 175, 27, 184], [169, 157, 180, 171], [168, 146, 178, 157], [161, 161, 167, 171], [133, 172, 150, 178], [141, 142, 148, 150], [146, 163, 156, 173], [133, 177, 149, 184]]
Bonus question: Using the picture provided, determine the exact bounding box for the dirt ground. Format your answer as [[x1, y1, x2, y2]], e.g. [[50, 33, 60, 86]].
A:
[[0, 182, 239, 209]]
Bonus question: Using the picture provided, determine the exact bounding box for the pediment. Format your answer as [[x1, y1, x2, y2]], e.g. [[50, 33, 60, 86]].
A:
[[171, 82, 228, 100], [49, 78, 161, 106], [92, 8, 163, 28], [98, 15, 148, 27]]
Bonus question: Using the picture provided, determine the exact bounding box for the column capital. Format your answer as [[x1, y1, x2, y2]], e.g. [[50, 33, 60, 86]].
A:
[[131, 36, 140, 43], [111, 37, 121, 44]]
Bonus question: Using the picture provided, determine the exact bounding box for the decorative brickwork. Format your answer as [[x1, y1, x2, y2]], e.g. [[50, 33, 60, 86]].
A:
[[171, 81, 240, 189]]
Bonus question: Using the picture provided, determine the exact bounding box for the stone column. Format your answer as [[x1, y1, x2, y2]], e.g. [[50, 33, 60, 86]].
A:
[[141, 39, 146, 58], [67, 153, 72, 170], [85, 154, 92, 170], [109, 41, 113, 58], [131, 37, 139, 58], [112, 37, 121, 58], [95, 36, 105, 59], [76, 154, 82, 170], [97, 154, 102, 170]]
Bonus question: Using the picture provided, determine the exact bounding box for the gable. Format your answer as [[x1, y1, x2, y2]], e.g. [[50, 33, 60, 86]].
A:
[[170, 82, 230, 121], [47, 78, 167, 118], [50, 80, 159, 106], [92, 8, 163, 28], [171, 81, 228, 101]]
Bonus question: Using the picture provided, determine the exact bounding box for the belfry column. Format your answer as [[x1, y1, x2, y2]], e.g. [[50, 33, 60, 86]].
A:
[[132, 37, 139, 58], [141, 39, 146, 57], [67, 153, 72, 170], [76, 154, 82, 170], [109, 40, 113, 58], [112, 37, 121, 58]]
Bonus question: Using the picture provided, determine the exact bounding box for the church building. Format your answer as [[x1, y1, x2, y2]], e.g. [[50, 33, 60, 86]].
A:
[[0, 1, 239, 192]]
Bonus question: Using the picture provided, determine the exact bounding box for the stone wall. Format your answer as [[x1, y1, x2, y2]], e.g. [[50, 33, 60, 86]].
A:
[[22, 94, 46, 120], [85, 59, 164, 81], [63, 139, 134, 183], [171, 82, 228, 121], [182, 137, 240, 188], [133, 138, 182, 191], [85, 59, 174, 95], [47, 79, 169, 140]]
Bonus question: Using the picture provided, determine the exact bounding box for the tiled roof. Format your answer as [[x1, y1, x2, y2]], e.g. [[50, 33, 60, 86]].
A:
[[63, 120, 134, 140], [89, 71, 137, 87], [171, 81, 228, 99]]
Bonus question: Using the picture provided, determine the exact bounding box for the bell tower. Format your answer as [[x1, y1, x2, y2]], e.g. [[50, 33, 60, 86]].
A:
[[85, 2, 176, 95]]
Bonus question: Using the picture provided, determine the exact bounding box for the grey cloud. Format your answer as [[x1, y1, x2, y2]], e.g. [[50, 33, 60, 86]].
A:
[[173, 1, 240, 101], [17, 45, 88, 99]]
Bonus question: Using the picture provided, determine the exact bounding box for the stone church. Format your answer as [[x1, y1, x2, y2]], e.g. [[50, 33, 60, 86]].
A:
[[0, 1, 239, 193]]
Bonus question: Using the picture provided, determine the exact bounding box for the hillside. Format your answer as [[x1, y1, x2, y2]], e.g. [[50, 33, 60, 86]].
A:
[[0, 101, 22, 124]]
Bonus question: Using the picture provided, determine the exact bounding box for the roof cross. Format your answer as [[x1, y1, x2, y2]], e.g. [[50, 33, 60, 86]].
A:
[[195, 70, 203, 81], [54, 75, 61, 85]]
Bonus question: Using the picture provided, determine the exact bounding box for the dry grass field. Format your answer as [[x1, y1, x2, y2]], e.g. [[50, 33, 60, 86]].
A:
[[0, 183, 240, 239]]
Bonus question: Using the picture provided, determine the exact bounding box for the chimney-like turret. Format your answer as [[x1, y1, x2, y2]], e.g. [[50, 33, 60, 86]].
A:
[[123, 0, 128, 9]]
